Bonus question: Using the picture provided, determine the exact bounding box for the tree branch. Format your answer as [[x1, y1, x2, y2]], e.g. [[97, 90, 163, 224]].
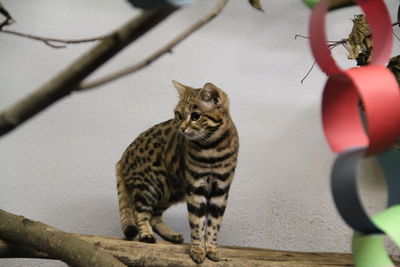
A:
[[0, 209, 125, 267], [79, 0, 229, 90], [0, 29, 109, 48], [0, 7, 176, 137], [0, 233, 356, 267], [0, 239, 52, 259]]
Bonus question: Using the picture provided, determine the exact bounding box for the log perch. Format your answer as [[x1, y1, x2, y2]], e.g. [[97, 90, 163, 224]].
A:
[[0, 233, 357, 267], [0, 210, 125, 267]]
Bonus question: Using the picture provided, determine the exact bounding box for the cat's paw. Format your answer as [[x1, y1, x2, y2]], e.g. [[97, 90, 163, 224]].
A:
[[139, 234, 157, 243], [153, 228, 184, 244], [206, 247, 220, 262], [168, 234, 184, 244], [190, 246, 206, 264], [123, 225, 138, 240]]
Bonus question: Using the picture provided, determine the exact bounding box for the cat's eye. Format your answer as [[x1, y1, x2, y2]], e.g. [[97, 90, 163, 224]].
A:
[[190, 112, 201, 121], [175, 111, 183, 121]]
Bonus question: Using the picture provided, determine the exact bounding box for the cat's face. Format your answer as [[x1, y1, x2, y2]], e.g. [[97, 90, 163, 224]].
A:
[[173, 81, 230, 142]]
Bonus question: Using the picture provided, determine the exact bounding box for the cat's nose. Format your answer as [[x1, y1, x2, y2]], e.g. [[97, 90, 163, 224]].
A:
[[179, 122, 188, 133], [179, 127, 188, 134], [179, 124, 188, 133]]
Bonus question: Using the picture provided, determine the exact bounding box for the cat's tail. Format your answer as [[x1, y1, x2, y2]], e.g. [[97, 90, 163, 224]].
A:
[[116, 161, 138, 239]]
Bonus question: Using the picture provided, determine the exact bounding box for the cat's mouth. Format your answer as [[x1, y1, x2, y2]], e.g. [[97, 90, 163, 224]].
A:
[[183, 132, 196, 140], [180, 129, 198, 140]]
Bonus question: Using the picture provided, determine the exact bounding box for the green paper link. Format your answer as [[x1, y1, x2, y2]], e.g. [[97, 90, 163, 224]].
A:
[[302, 0, 355, 10], [352, 205, 400, 267], [302, 0, 321, 8], [353, 233, 393, 267]]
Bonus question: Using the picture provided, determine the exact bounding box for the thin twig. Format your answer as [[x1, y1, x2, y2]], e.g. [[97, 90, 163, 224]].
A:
[[0, 29, 109, 48], [301, 61, 316, 84], [294, 34, 309, 40], [0, 7, 176, 137], [296, 20, 400, 83], [295, 34, 348, 47], [295, 34, 348, 83], [393, 30, 400, 42], [0, 3, 106, 47], [298, 39, 347, 83], [79, 0, 229, 90]]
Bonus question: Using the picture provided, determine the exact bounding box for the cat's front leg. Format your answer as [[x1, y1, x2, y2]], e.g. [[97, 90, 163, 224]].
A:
[[186, 183, 208, 264], [205, 180, 231, 261]]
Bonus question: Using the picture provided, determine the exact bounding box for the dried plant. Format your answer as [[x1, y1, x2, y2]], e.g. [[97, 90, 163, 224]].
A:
[[348, 14, 372, 62]]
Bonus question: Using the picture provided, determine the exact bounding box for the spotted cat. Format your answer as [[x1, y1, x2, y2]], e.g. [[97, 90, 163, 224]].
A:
[[116, 81, 239, 263]]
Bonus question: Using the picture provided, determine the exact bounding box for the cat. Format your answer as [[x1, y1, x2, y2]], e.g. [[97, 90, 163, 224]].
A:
[[116, 80, 239, 263]]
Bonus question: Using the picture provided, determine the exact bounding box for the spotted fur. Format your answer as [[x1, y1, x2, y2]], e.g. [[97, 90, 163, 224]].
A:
[[116, 81, 239, 263]]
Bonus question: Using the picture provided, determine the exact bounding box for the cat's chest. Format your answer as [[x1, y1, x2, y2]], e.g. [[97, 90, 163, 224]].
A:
[[185, 145, 237, 168]]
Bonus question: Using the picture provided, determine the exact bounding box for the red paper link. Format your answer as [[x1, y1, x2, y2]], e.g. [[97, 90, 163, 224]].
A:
[[309, 0, 392, 75], [322, 66, 400, 155]]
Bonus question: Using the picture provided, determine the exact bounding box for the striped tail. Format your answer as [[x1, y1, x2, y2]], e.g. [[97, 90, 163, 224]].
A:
[[116, 162, 138, 239]]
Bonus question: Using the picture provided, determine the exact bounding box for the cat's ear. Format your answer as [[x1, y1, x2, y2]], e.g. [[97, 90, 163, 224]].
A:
[[200, 82, 227, 111], [172, 80, 187, 97]]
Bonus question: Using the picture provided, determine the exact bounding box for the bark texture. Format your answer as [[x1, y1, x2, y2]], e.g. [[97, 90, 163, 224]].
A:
[[0, 209, 124, 267], [0, 232, 356, 267]]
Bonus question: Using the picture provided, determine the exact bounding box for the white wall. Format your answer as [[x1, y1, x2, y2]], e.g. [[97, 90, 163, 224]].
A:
[[1, 1, 399, 266]]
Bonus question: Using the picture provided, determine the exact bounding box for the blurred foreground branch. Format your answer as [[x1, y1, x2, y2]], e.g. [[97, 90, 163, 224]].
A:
[[79, 0, 229, 90], [0, 7, 176, 137], [0, 0, 229, 137]]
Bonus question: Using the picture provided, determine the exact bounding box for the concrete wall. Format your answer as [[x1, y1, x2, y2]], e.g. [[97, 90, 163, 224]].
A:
[[1, 0, 398, 265]]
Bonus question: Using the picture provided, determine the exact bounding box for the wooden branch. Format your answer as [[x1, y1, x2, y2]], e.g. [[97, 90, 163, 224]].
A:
[[79, 0, 229, 90], [0, 7, 176, 137], [0, 233, 355, 267], [0, 29, 109, 48], [0, 209, 125, 267], [0, 239, 52, 259]]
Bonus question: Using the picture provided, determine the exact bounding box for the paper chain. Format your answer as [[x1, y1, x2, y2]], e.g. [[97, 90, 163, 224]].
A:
[[308, 0, 400, 266]]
